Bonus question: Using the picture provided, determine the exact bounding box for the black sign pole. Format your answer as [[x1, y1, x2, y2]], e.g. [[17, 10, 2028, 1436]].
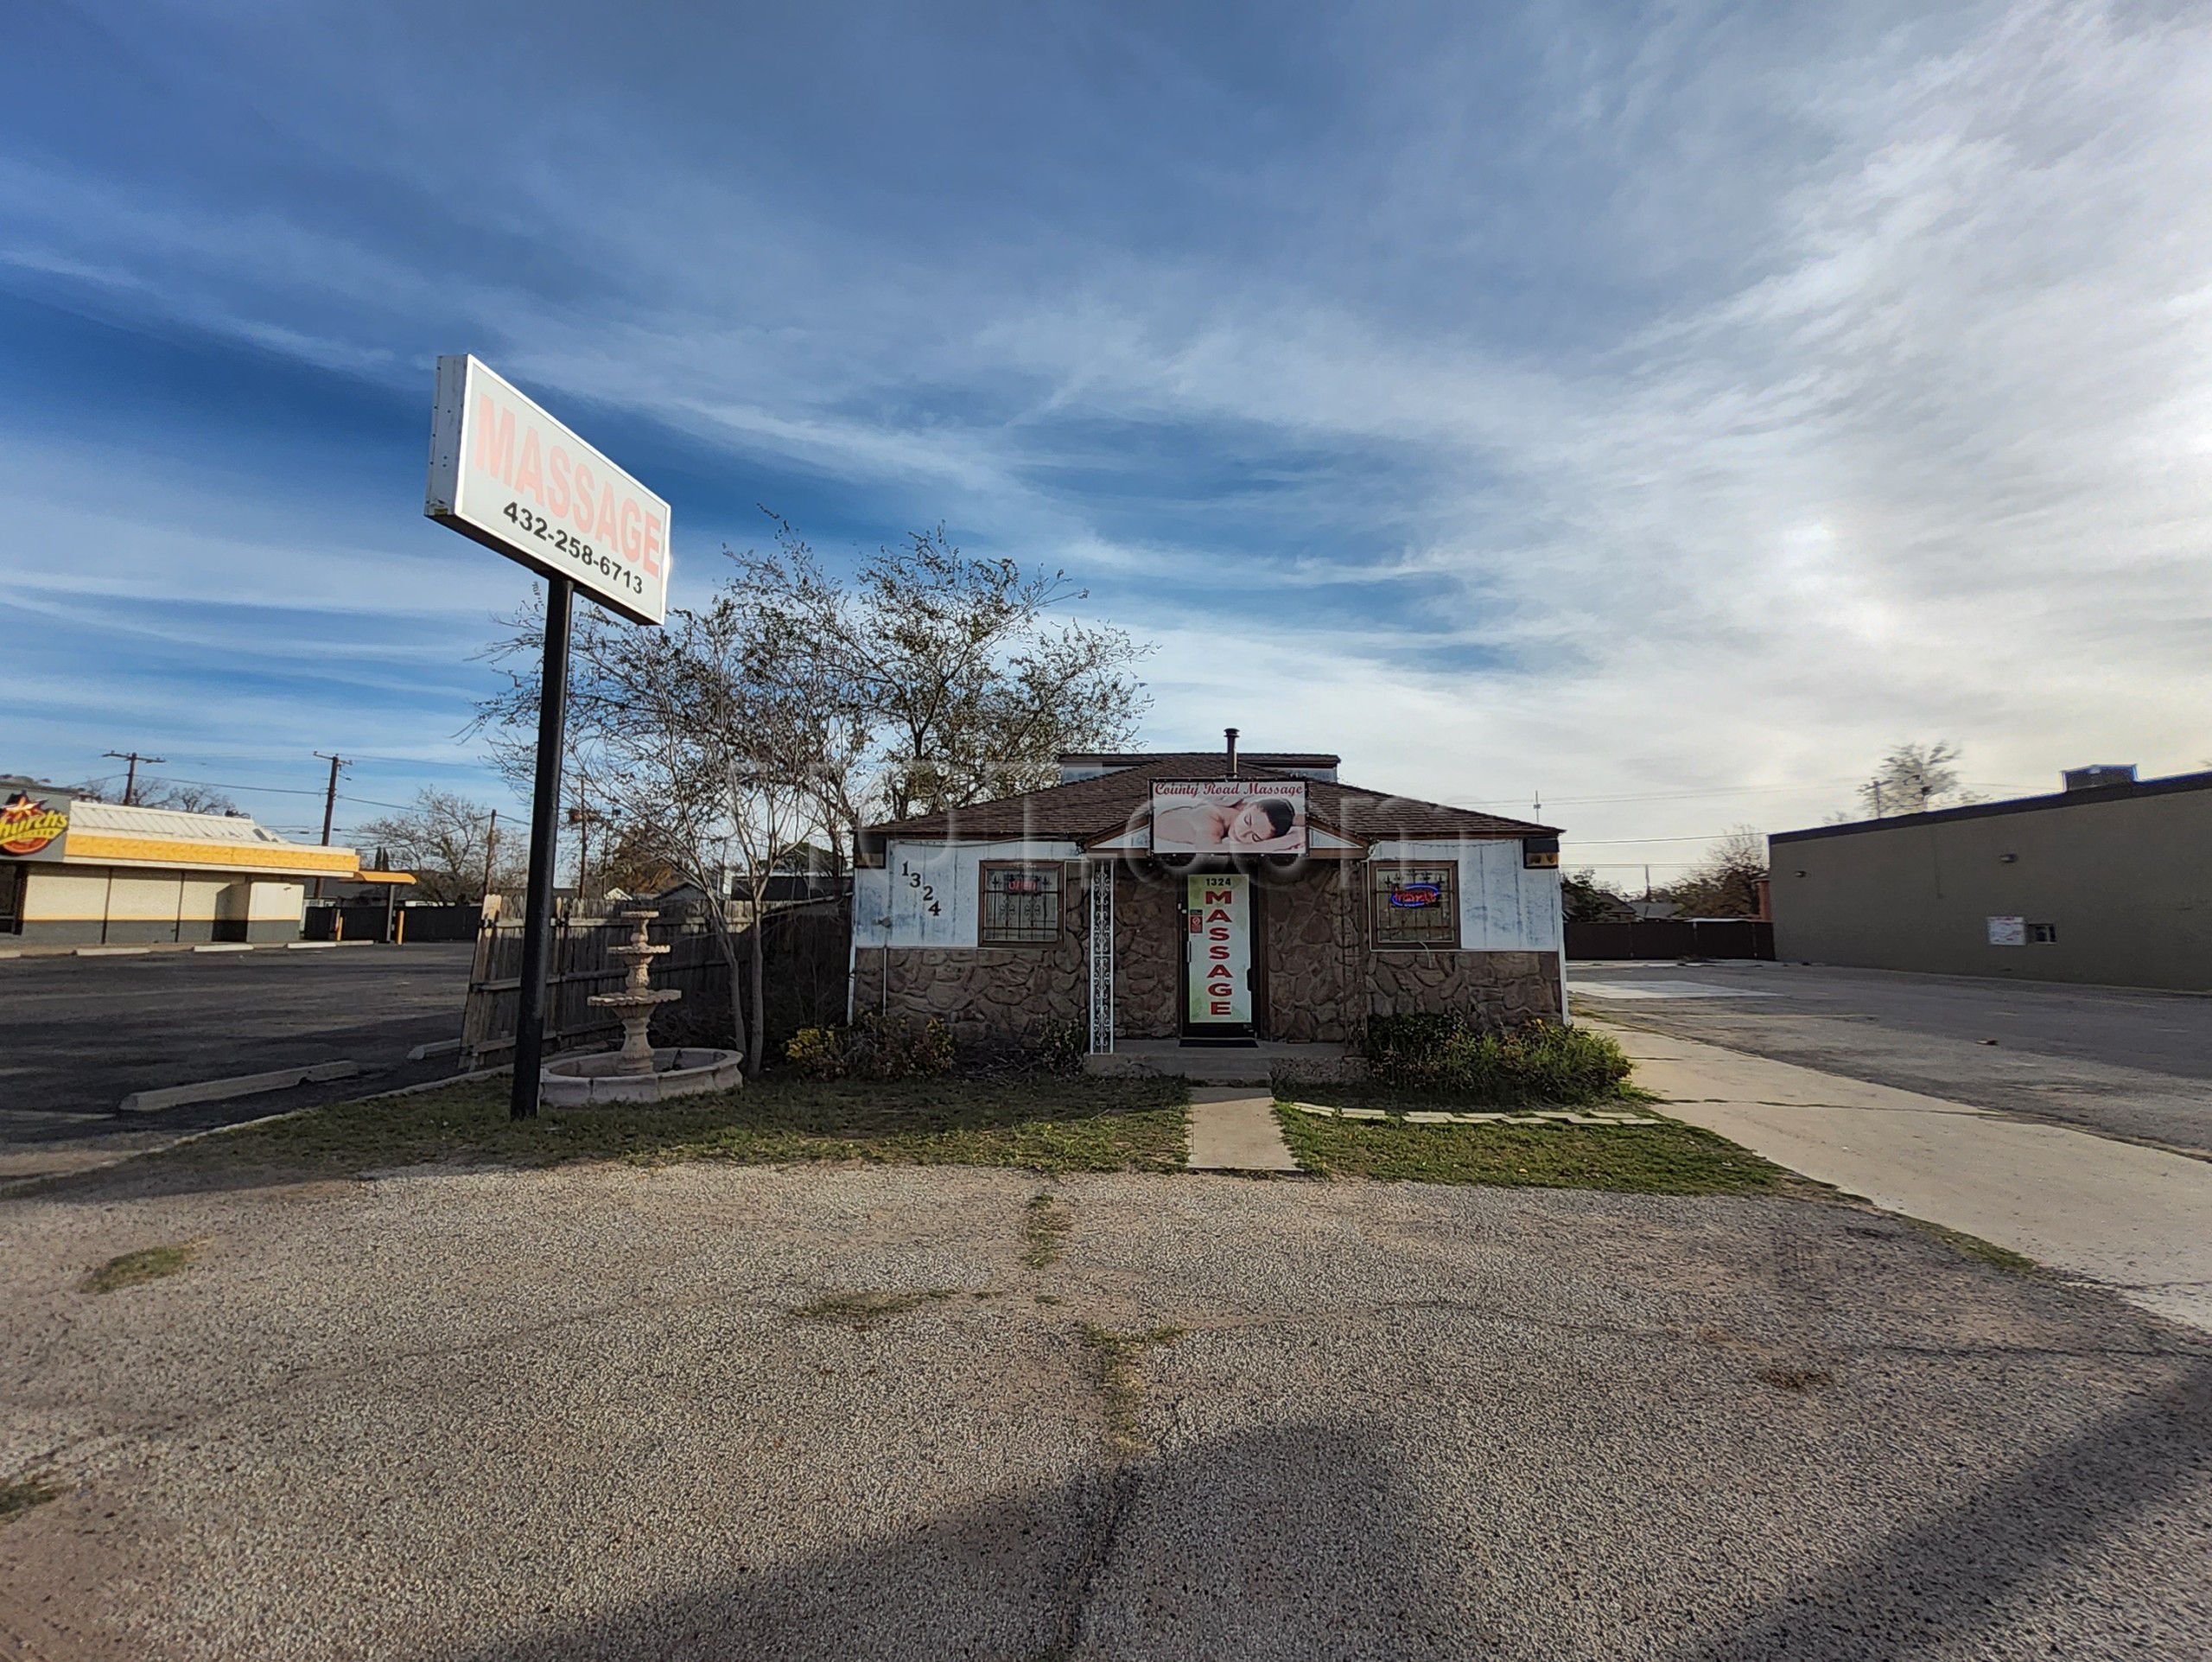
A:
[[510, 574, 575, 1120]]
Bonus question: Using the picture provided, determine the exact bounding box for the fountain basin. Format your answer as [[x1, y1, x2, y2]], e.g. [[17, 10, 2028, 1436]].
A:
[[539, 1047, 746, 1105]]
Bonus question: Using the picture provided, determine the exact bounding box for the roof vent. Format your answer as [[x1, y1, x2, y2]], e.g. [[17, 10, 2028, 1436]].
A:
[[2062, 764, 2136, 793]]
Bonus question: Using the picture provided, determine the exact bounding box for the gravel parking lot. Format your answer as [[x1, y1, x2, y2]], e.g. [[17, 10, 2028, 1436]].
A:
[[3, 1161, 2206, 1660]]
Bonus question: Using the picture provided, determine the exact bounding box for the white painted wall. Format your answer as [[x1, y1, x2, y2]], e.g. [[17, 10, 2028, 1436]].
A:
[[854, 840, 1084, 949], [1372, 839, 1560, 952]]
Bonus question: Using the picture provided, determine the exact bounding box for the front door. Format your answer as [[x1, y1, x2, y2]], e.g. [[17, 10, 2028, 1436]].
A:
[[1182, 873, 1255, 1041]]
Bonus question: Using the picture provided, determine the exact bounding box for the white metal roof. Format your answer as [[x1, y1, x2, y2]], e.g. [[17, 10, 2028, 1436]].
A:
[[69, 799, 297, 845]]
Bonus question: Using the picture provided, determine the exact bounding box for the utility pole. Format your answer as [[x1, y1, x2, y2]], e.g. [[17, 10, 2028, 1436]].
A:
[[567, 799, 591, 905], [313, 753, 347, 900], [102, 750, 165, 806], [482, 808, 499, 905]]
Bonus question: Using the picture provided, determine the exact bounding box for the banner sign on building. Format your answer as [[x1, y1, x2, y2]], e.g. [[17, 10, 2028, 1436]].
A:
[[425, 355, 671, 626], [1151, 780, 1307, 855], [1185, 873, 1251, 1024], [0, 793, 68, 861]]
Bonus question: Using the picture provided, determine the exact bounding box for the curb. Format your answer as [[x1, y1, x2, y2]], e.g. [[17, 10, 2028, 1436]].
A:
[[118, 1060, 361, 1115]]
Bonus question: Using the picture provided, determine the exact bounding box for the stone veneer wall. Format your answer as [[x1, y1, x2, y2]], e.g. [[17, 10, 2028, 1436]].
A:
[[1108, 867, 1183, 1039], [851, 856, 1561, 1047], [1261, 863, 1363, 1041], [1364, 949, 1562, 1028], [850, 939, 1087, 1047]]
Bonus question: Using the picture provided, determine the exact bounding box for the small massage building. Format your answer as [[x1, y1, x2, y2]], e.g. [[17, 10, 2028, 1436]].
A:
[[851, 745, 1565, 1051]]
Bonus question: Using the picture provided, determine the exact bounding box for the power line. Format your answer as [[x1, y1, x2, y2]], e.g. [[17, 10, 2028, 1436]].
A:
[[101, 749, 166, 806], [1457, 778, 2042, 811]]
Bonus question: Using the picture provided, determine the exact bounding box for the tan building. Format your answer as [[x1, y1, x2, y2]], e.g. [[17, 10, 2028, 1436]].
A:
[[0, 782, 384, 947], [1770, 766, 2212, 991]]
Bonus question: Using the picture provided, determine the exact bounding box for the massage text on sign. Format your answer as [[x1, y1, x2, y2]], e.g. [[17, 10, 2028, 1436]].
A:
[[1185, 873, 1252, 1025], [425, 355, 671, 626]]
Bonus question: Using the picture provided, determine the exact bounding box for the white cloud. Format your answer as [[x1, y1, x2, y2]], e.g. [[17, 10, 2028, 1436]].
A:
[[5, 1, 2208, 869]]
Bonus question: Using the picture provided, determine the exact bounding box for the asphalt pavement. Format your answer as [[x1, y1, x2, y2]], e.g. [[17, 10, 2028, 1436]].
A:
[[1569, 959, 2212, 1156], [3, 1162, 2205, 1659], [0, 944, 476, 1177]]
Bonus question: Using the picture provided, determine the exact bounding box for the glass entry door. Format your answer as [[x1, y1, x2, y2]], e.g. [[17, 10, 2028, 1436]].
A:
[[1182, 872, 1254, 1041]]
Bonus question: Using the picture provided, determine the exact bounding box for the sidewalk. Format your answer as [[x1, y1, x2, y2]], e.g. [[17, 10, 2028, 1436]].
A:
[[1598, 1022, 2212, 1334]]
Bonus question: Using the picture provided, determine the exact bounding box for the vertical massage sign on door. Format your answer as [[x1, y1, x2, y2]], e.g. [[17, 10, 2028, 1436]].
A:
[[1185, 874, 1251, 1026]]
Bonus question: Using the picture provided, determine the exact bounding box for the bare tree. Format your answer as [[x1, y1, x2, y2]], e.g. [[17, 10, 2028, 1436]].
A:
[[1857, 741, 1982, 818], [356, 789, 515, 903], [133, 779, 240, 816], [1672, 825, 1769, 919], [479, 595, 821, 1074], [476, 517, 1158, 1071], [732, 519, 1154, 830]]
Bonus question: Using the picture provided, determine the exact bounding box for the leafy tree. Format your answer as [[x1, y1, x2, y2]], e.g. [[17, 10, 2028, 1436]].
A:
[[355, 789, 516, 903], [1671, 825, 1769, 919], [1856, 741, 1981, 818], [477, 518, 1156, 1073], [1562, 868, 1634, 924]]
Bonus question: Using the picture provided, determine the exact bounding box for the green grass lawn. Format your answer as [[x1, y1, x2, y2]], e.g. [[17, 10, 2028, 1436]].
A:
[[156, 1074, 1189, 1178], [1275, 1085, 1783, 1194]]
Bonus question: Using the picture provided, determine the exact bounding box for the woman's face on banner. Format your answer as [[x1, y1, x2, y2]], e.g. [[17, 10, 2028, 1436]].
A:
[[1226, 801, 1285, 845]]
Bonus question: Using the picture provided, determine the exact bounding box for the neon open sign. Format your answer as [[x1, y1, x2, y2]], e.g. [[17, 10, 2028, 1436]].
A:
[[1388, 882, 1442, 908]]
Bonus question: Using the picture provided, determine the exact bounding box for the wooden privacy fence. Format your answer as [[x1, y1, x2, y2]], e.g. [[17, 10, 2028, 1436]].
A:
[[457, 900, 850, 1072], [305, 902, 483, 944], [1565, 919, 1775, 961]]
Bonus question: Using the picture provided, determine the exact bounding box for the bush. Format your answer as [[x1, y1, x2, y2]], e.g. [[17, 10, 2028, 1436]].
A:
[[1028, 1018, 1088, 1076], [783, 1014, 955, 1081], [1359, 1015, 1631, 1105]]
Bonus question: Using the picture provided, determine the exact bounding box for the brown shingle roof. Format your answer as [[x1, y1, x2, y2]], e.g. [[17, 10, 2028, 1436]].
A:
[[863, 753, 1557, 844]]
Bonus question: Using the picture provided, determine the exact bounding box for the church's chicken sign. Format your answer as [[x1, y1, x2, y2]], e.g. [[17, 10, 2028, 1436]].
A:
[[0, 793, 68, 858]]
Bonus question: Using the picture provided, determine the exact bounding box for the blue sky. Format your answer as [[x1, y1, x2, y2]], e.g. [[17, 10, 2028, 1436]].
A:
[[4, 2, 2209, 874]]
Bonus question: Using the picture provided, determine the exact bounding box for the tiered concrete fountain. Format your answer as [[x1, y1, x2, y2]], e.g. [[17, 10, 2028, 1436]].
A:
[[538, 908, 745, 1105]]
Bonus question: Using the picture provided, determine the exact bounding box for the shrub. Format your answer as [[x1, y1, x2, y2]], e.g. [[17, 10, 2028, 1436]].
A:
[[1028, 1017, 1088, 1076], [1359, 1015, 1631, 1104], [782, 1014, 956, 1081], [784, 1025, 848, 1080]]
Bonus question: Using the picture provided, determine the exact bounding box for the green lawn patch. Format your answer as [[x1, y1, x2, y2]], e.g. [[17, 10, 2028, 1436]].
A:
[[1077, 1324, 1185, 1454], [1276, 1087, 1781, 1194], [1, 1474, 59, 1525], [156, 1074, 1189, 1179], [82, 1242, 200, 1293], [790, 1288, 957, 1328], [1022, 1193, 1073, 1267]]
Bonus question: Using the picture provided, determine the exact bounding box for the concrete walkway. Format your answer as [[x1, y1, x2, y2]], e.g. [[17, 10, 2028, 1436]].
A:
[[1599, 1022, 2212, 1334], [1186, 1087, 1300, 1173]]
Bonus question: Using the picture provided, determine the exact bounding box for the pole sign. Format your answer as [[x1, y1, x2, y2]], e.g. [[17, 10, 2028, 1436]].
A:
[[425, 354, 671, 626]]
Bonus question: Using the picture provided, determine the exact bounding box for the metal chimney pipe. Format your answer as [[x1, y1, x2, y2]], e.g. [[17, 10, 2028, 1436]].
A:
[[1225, 727, 1239, 778]]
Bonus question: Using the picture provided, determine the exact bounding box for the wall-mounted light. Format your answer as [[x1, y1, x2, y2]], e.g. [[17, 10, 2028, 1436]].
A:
[[1999, 853, 2018, 863], [1794, 869, 1807, 878]]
